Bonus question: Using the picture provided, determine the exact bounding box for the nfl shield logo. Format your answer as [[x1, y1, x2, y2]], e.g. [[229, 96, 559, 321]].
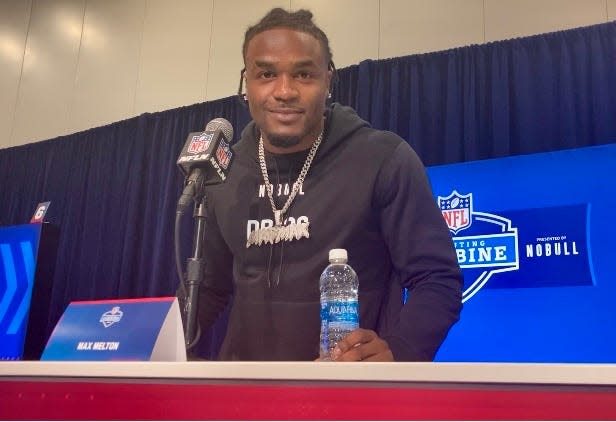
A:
[[438, 191, 473, 234], [215, 141, 232, 169], [187, 133, 213, 154]]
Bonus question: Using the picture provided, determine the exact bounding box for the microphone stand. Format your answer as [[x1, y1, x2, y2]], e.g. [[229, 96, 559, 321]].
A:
[[182, 193, 208, 353]]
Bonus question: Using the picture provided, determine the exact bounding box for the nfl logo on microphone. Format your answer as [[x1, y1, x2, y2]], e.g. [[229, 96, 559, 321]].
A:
[[188, 133, 213, 154], [215, 140, 232, 169]]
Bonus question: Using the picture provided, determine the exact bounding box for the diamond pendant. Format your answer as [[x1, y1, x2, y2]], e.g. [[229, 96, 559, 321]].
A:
[[246, 221, 310, 248]]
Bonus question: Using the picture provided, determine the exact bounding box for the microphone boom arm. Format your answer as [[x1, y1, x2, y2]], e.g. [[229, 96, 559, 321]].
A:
[[182, 196, 208, 353]]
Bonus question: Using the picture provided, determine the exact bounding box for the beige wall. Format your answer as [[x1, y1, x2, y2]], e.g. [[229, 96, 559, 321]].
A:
[[1, 0, 613, 149]]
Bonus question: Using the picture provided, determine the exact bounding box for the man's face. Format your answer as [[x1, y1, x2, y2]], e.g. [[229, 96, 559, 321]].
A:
[[244, 28, 332, 152]]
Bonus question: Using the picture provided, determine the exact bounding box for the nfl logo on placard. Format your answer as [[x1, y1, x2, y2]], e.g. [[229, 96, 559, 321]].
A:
[[100, 306, 123, 328], [216, 141, 232, 169], [187, 133, 213, 154], [438, 190, 472, 234]]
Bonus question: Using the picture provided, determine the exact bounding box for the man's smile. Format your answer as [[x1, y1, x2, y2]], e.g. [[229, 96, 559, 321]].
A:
[[268, 107, 304, 123]]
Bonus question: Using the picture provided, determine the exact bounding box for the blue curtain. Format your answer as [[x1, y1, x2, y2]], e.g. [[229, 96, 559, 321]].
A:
[[336, 21, 616, 165], [1, 21, 615, 358]]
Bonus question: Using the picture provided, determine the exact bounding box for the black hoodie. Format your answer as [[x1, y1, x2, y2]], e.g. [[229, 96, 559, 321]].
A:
[[197, 103, 462, 361]]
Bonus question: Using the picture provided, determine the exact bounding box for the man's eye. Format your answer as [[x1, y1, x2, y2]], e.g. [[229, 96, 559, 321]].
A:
[[261, 71, 275, 79], [297, 72, 311, 79]]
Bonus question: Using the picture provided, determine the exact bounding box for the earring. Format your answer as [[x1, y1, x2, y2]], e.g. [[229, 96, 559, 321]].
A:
[[327, 92, 332, 99], [243, 94, 248, 102]]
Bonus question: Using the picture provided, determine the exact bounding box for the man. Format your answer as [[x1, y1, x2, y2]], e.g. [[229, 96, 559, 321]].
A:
[[195, 8, 462, 361]]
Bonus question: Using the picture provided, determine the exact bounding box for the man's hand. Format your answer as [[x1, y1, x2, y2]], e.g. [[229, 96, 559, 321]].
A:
[[331, 328, 394, 361]]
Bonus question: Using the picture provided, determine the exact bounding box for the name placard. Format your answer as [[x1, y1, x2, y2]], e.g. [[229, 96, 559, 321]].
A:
[[41, 297, 185, 361]]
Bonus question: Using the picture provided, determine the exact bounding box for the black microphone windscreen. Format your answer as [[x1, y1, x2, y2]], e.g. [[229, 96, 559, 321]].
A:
[[177, 118, 235, 186]]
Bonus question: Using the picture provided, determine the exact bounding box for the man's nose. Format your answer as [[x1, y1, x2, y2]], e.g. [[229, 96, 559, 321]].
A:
[[273, 74, 298, 100]]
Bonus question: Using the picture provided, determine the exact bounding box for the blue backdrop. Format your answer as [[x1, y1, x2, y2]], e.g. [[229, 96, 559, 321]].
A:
[[430, 144, 616, 363], [0, 224, 41, 359]]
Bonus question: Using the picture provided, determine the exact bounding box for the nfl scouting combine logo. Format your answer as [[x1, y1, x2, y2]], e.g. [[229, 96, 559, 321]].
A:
[[99, 306, 123, 328], [439, 191, 519, 303]]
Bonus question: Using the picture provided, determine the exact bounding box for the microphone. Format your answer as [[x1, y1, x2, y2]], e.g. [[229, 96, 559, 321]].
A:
[[175, 118, 234, 352], [177, 118, 234, 209]]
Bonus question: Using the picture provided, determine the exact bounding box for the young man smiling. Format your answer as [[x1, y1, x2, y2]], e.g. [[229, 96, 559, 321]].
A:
[[194, 8, 462, 361]]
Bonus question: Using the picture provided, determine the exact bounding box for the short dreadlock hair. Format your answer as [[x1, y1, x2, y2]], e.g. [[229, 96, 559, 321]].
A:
[[242, 8, 333, 67]]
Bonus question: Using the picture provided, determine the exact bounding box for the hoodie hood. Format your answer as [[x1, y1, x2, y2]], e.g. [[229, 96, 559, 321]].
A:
[[234, 103, 370, 162]]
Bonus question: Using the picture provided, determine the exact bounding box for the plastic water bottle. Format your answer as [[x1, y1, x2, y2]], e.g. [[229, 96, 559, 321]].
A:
[[319, 248, 359, 360]]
